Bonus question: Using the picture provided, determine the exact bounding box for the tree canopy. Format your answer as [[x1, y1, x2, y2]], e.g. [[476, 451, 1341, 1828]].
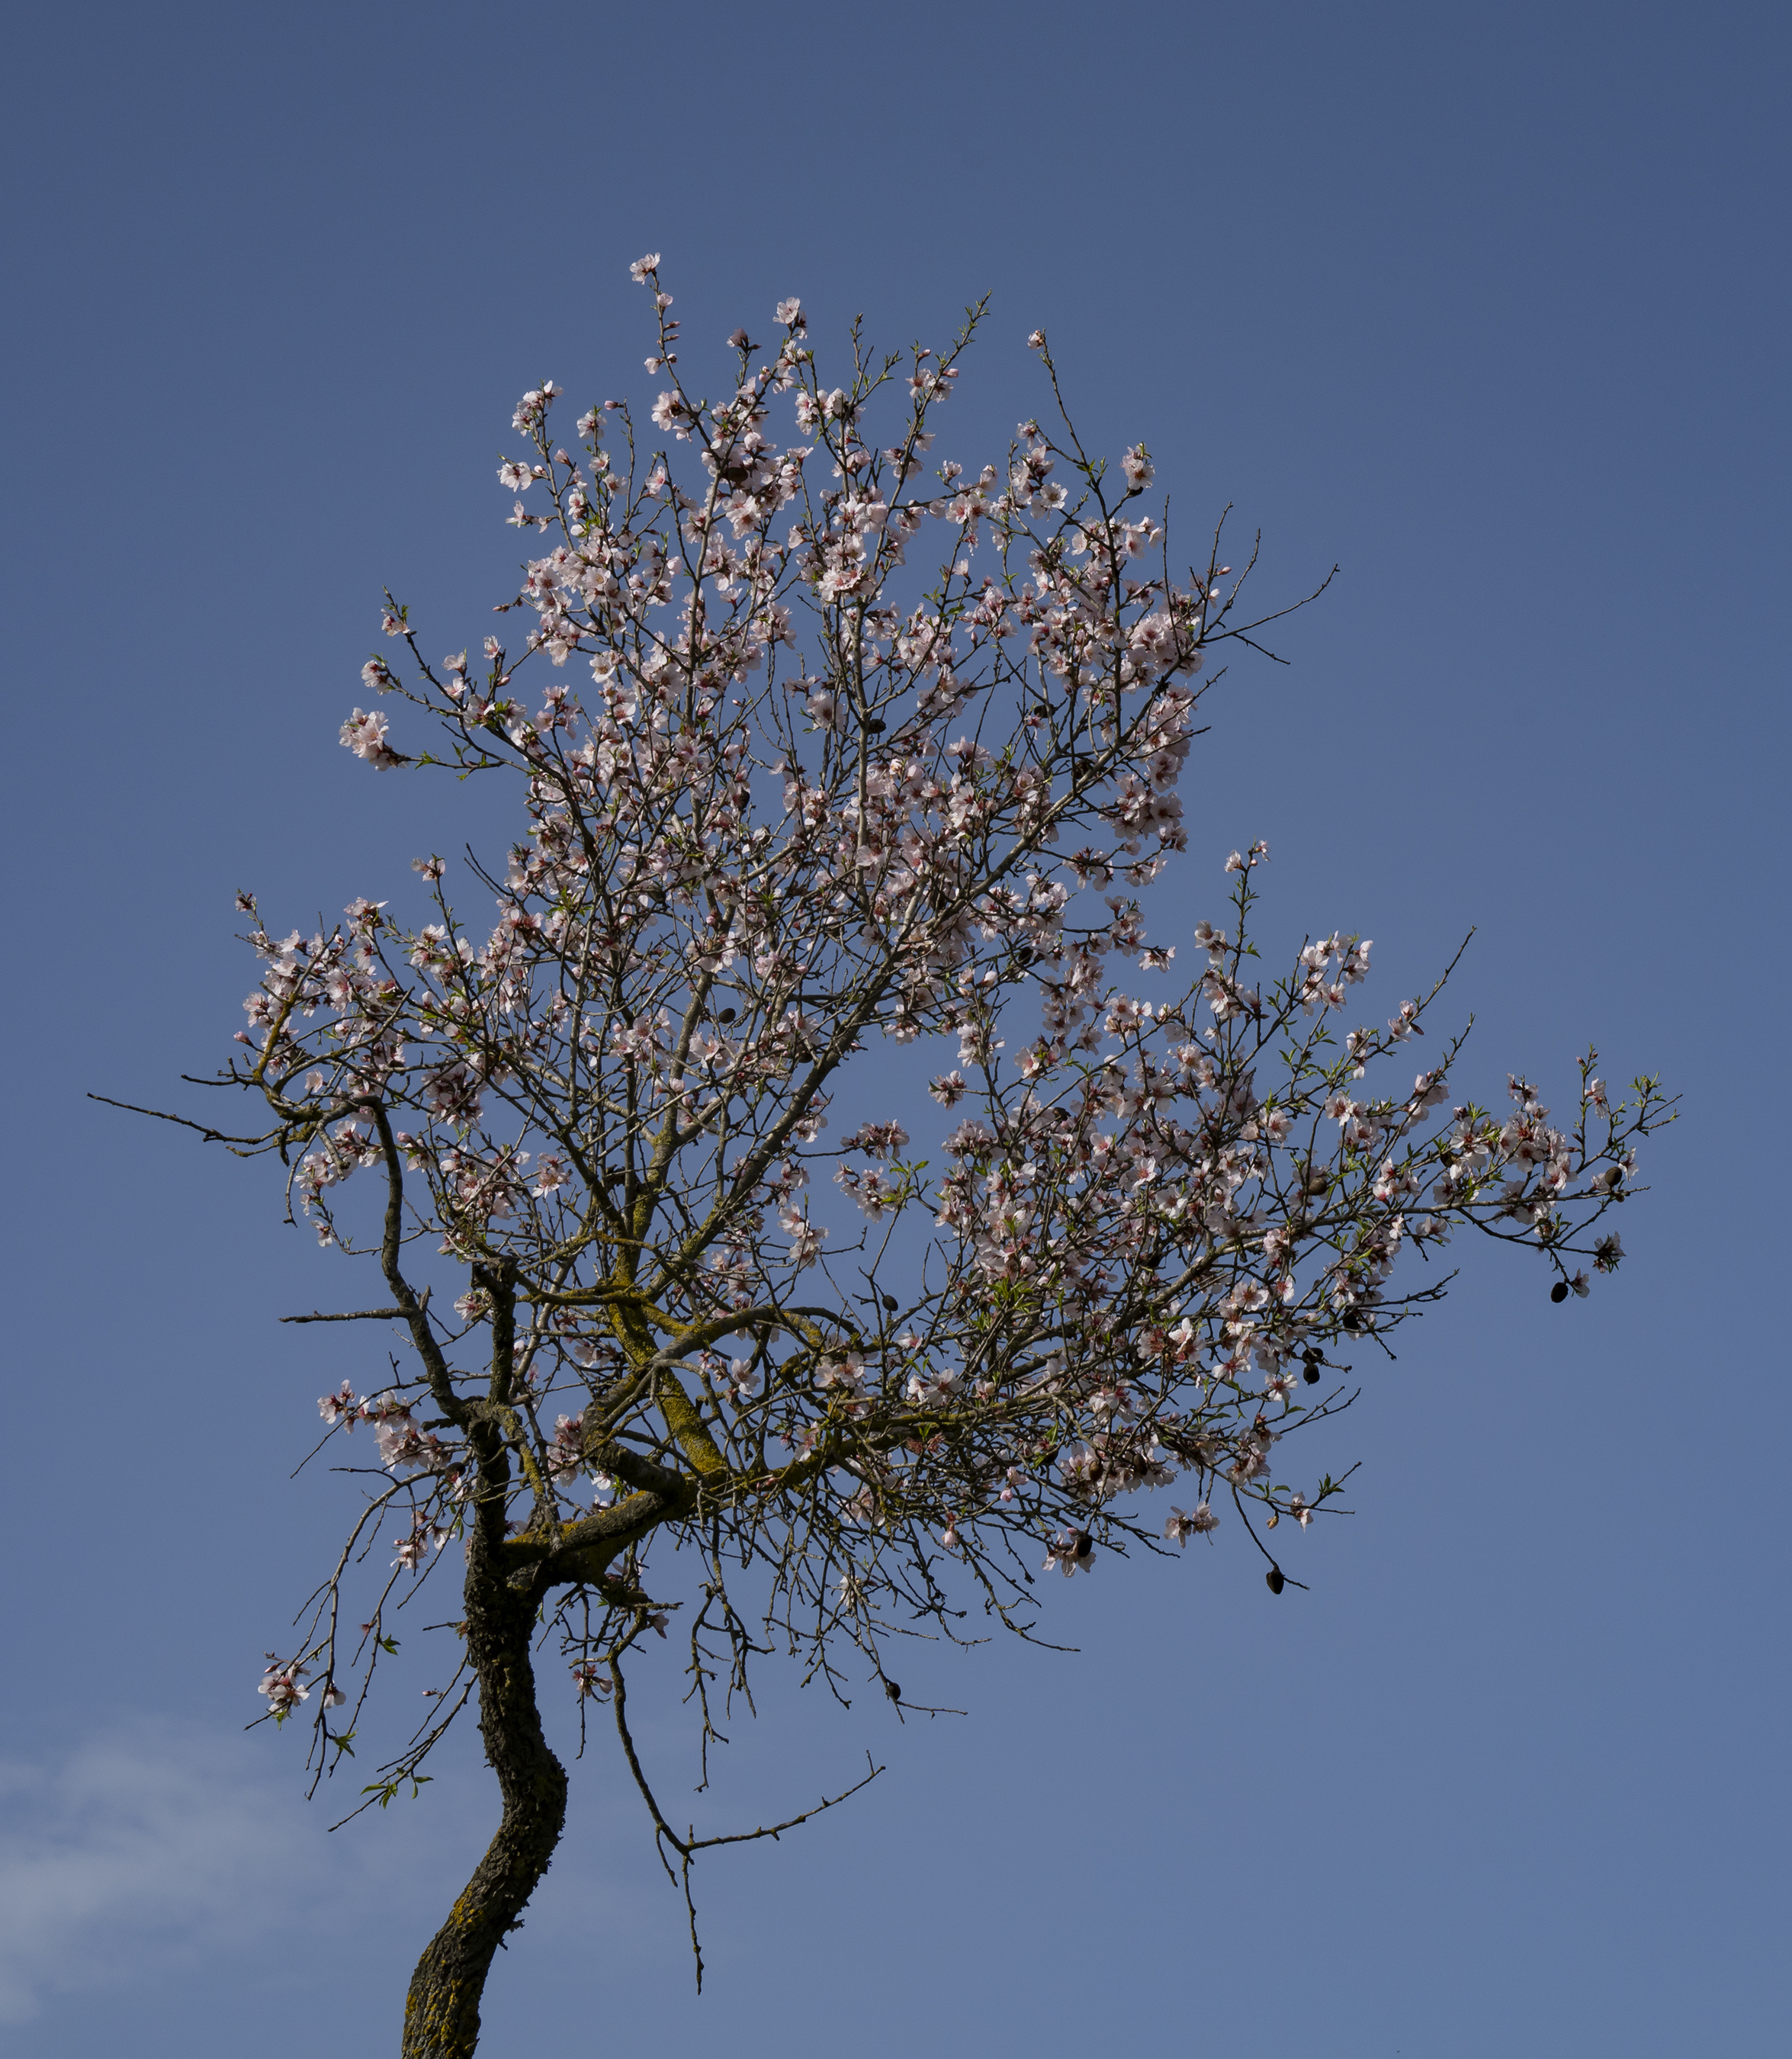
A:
[[112, 259, 1669, 2058]]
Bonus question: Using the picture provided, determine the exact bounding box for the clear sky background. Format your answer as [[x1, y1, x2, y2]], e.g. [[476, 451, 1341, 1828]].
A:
[[2, 2, 1786, 2052]]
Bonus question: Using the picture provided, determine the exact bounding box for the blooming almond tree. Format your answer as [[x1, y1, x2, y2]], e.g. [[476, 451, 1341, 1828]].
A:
[[109, 259, 1672, 2058]]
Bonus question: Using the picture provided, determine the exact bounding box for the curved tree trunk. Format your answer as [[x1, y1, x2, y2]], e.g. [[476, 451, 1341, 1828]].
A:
[[402, 1533, 567, 2058]]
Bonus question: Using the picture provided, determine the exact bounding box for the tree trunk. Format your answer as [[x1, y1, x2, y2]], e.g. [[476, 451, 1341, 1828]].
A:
[[402, 1536, 566, 2058]]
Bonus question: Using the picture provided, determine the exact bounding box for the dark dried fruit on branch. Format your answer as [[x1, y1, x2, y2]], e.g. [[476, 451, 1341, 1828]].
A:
[[1265, 1566, 1286, 1595], [1550, 1280, 1569, 1303]]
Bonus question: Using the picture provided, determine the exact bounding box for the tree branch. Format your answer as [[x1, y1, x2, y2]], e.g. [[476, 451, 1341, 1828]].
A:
[[281, 1290, 431, 1325], [609, 1654, 882, 1990]]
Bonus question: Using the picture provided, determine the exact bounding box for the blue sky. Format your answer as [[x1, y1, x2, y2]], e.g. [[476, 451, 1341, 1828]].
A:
[[2, 2, 1786, 2051]]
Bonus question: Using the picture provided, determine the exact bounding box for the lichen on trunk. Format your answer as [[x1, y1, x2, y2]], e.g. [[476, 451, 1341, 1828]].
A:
[[401, 1532, 567, 2059]]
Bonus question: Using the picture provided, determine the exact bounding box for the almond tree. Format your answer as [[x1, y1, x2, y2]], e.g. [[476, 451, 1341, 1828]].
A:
[[110, 259, 1671, 2058]]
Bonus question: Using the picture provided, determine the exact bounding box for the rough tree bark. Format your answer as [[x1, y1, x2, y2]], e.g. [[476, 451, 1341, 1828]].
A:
[[401, 1530, 567, 2059]]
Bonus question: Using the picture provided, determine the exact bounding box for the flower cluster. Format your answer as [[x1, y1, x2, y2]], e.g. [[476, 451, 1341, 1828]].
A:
[[316, 1381, 448, 1475]]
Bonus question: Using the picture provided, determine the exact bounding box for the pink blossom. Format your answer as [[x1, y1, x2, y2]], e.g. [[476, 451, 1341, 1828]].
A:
[[257, 1659, 310, 1717], [1164, 1504, 1219, 1545], [317, 1380, 359, 1429], [1043, 1527, 1095, 1578], [339, 707, 405, 769]]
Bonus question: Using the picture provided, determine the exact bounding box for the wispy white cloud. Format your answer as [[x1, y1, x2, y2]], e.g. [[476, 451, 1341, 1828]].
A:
[[0, 1722, 470, 2024]]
